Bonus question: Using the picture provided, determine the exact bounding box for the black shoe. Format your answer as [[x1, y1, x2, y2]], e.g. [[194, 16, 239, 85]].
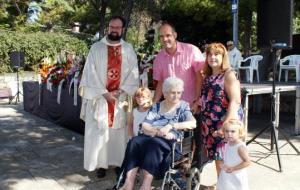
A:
[[97, 168, 106, 178]]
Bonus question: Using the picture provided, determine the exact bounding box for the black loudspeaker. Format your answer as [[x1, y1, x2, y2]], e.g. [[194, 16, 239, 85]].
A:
[[9, 51, 24, 68], [257, 0, 293, 48]]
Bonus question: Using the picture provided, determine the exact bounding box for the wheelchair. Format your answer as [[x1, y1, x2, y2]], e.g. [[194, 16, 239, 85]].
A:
[[112, 129, 208, 190], [161, 130, 202, 190]]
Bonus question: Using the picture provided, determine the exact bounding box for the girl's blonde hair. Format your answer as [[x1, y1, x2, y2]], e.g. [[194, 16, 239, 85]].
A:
[[223, 119, 246, 141], [133, 87, 152, 109], [203, 42, 231, 76]]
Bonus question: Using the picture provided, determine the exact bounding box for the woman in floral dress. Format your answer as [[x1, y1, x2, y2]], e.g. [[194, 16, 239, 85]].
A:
[[198, 43, 244, 178]]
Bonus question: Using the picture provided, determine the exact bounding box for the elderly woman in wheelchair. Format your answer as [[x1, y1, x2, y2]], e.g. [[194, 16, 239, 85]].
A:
[[118, 77, 197, 190]]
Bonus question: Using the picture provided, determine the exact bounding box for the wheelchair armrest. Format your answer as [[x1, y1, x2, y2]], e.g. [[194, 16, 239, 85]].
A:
[[171, 130, 194, 168]]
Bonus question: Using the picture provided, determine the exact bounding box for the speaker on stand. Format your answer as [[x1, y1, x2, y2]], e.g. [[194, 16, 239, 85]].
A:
[[248, 0, 300, 172], [9, 51, 24, 104], [257, 0, 294, 81], [257, 0, 293, 48]]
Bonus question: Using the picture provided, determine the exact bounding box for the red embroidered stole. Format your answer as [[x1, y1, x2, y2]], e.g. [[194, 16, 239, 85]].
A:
[[106, 45, 122, 128]]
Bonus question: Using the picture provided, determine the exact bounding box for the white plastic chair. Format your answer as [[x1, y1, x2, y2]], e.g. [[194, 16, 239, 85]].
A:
[[238, 55, 263, 83], [278, 55, 300, 82], [230, 54, 243, 72]]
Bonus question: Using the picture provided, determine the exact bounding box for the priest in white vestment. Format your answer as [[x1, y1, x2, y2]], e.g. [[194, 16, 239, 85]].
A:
[[79, 16, 139, 176]]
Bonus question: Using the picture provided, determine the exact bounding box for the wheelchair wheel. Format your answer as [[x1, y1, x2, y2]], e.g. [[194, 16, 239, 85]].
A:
[[161, 182, 181, 190], [186, 167, 201, 190]]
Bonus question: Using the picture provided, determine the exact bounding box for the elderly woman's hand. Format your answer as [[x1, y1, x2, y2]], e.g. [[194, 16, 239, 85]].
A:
[[164, 132, 176, 140], [159, 124, 172, 136], [182, 125, 196, 130]]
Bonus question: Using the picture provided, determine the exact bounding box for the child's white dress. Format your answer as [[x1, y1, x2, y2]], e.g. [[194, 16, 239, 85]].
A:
[[216, 142, 249, 190], [132, 108, 148, 136]]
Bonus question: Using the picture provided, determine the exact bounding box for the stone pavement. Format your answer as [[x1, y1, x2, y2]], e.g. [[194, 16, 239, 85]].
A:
[[1, 100, 300, 190], [0, 102, 116, 190]]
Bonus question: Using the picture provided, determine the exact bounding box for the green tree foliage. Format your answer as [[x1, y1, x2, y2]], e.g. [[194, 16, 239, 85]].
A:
[[294, 1, 300, 34], [161, 0, 300, 52], [0, 30, 89, 73], [0, 0, 74, 30], [0, 0, 299, 60], [161, 0, 232, 46], [0, 0, 29, 29], [238, 0, 257, 55], [38, 0, 74, 27]]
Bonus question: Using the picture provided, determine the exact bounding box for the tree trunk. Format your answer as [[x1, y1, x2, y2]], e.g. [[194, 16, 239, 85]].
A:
[[98, 0, 109, 39], [122, 0, 134, 40], [243, 5, 252, 57], [12, 0, 22, 15]]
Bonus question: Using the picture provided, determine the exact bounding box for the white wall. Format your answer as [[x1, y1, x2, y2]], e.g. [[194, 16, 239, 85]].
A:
[[0, 72, 38, 96]]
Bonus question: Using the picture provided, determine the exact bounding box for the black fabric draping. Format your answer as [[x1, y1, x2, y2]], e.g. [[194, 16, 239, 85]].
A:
[[23, 81, 84, 134]]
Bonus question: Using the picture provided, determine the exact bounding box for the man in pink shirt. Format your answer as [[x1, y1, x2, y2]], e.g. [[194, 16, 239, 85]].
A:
[[153, 21, 205, 113]]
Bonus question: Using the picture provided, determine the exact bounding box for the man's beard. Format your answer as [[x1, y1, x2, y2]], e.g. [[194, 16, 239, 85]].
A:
[[107, 32, 122, 41]]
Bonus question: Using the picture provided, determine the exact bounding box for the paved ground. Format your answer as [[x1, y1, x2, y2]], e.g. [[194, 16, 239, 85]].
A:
[[0, 100, 300, 190]]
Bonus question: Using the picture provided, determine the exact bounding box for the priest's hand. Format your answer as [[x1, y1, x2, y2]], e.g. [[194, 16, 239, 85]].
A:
[[111, 89, 123, 98], [103, 92, 117, 103]]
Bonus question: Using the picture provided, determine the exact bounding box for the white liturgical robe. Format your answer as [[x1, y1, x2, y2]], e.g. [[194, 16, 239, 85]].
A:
[[79, 37, 139, 171]]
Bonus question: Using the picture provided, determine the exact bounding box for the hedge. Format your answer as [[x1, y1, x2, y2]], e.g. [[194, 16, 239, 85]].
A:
[[0, 30, 89, 73]]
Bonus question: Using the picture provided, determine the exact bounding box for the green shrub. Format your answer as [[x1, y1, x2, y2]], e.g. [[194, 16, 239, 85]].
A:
[[0, 30, 89, 73]]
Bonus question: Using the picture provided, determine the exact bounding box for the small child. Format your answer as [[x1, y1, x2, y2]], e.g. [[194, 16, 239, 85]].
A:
[[127, 87, 152, 138], [216, 119, 251, 190]]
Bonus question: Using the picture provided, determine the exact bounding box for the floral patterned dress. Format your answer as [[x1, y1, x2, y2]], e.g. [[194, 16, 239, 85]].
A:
[[199, 72, 243, 160]]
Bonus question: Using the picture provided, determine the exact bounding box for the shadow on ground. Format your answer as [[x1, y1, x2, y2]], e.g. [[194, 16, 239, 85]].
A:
[[1, 102, 300, 190], [0, 103, 118, 190]]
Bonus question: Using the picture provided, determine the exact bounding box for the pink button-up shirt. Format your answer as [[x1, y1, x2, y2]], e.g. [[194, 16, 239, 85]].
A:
[[153, 42, 205, 104]]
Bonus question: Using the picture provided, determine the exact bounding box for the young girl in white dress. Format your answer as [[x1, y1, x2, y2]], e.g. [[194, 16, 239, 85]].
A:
[[217, 119, 251, 190], [127, 87, 152, 138]]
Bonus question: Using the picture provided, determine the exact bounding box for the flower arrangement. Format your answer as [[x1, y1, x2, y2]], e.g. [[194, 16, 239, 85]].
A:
[[138, 53, 156, 90], [47, 66, 66, 86], [66, 56, 85, 86], [39, 57, 55, 83], [39, 52, 84, 87]]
